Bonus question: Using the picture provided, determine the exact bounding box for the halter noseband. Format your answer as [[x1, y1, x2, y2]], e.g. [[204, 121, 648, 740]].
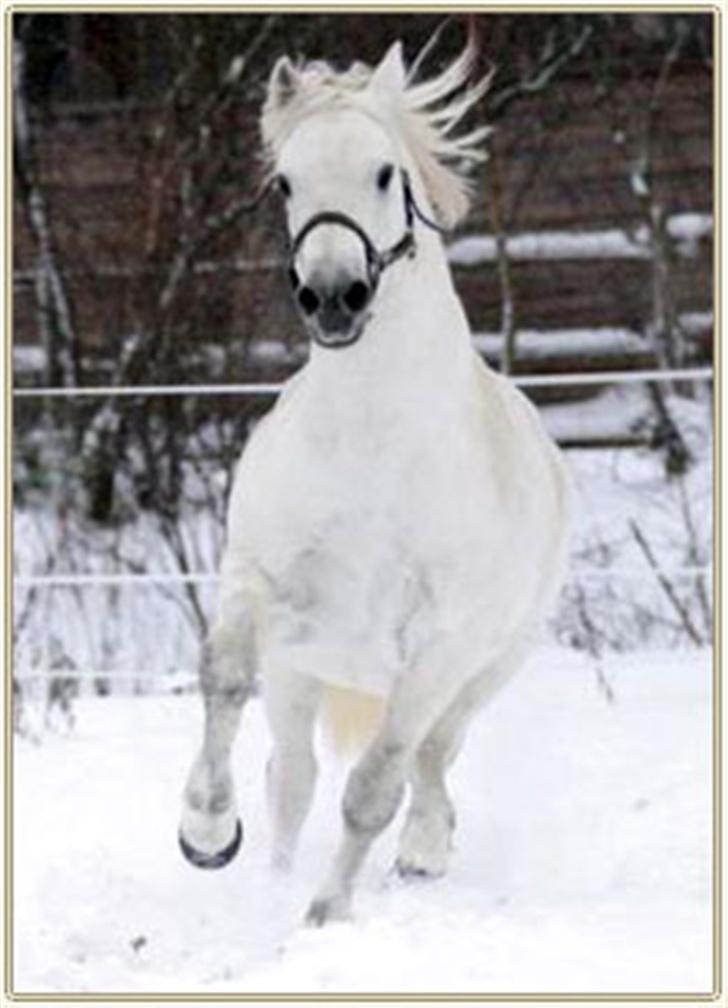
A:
[[232, 167, 448, 345], [287, 169, 445, 298]]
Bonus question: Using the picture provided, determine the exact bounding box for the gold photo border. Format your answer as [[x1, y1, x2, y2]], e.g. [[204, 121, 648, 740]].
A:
[[2, 2, 722, 1001]]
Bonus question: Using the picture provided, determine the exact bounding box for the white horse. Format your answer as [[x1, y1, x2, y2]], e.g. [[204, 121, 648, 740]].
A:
[[179, 37, 570, 926]]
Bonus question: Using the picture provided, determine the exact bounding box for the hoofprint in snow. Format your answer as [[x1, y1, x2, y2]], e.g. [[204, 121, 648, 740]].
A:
[[13, 644, 712, 996]]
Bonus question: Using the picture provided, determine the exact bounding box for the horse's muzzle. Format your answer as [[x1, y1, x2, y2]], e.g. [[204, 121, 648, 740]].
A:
[[290, 266, 373, 349]]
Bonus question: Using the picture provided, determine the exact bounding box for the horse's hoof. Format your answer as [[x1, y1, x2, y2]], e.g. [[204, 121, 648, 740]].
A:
[[304, 900, 331, 928], [304, 895, 351, 927], [394, 857, 444, 881], [178, 818, 243, 869]]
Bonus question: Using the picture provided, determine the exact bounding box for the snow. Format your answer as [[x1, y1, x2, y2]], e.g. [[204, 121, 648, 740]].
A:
[[541, 383, 649, 442], [12, 345, 47, 375], [446, 212, 712, 266], [12, 645, 713, 995], [473, 327, 648, 363], [448, 229, 650, 265], [679, 311, 713, 335], [248, 338, 306, 368], [667, 212, 713, 242], [630, 166, 650, 198]]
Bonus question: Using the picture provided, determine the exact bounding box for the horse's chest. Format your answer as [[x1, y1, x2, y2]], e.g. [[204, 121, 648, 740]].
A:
[[264, 486, 418, 623], [251, 420, 491, 597], [237, 410, 500, 689], [248, 451, 444, 684]]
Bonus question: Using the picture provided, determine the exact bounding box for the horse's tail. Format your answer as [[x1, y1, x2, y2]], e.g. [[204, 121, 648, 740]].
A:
[[321, 685, 385, 757]]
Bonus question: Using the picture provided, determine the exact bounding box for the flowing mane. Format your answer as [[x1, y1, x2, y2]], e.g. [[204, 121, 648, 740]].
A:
[[261, 37, 492, 228]]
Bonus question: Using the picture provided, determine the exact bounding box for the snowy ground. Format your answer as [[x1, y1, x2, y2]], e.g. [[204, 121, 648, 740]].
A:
[[12, 643, 713, 996]]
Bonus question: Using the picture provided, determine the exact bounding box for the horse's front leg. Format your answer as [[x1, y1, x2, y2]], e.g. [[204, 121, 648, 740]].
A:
[[306, 660, 462, 926], [179, 614, 255, 868]]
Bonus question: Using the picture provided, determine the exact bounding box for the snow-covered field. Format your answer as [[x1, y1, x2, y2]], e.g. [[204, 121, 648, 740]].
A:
[[12, 344, 714, 995], [13, 643, 713, 996]]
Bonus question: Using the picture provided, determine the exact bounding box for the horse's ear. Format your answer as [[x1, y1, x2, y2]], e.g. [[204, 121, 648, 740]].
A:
[[267, 55, 299, 110], [370, 41, 406, 93]]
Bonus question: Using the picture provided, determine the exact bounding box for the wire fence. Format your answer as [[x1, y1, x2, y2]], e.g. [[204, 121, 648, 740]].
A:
[[11, 366, 714, 398], [13, 565, 713, 589], [12, 364, 714, 688]]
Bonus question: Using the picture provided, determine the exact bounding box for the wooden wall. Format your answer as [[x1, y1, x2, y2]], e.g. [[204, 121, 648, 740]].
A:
[[13, 12, 714, 382]]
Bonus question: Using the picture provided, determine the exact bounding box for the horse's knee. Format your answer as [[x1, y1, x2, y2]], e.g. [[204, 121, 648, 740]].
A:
[[415, 734, 449, 778], [200, 629, 254, 703], [342, 749, 407, 836]]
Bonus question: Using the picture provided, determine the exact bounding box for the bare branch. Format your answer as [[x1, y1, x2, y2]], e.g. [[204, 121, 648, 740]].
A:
[[628, 519, 704, 645], [574, 581, 616, 703], [489, 23, 594, 118]]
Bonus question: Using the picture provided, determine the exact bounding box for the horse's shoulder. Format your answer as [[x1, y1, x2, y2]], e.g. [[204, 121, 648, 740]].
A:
[[469, 355, 538, 442], [242, 369, 307, 452], [469, 353, 569, 500]]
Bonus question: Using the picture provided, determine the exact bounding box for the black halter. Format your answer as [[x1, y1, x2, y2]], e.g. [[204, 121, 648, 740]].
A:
[[286, 169, 446, 297]]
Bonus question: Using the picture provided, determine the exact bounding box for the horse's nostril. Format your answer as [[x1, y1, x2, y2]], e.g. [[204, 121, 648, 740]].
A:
[[343, 281, 369, 314], [297, 286, 321, 316]]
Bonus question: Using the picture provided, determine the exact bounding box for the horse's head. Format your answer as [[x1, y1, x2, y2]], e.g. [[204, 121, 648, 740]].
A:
[[262, 35, 491, 349], [264, 45, 413, 349]]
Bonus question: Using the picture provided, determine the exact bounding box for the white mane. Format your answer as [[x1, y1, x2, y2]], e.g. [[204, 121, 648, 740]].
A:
[[261, 37, 492, 228]]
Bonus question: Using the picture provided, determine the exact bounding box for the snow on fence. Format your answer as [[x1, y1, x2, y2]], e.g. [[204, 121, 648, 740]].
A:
[[446, 213, 713, 266]]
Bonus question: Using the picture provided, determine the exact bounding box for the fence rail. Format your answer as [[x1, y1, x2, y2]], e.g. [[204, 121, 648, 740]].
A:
[[13, 566, 712, 589], [12, 363, 714, 595], [11, 366, 714, 399]]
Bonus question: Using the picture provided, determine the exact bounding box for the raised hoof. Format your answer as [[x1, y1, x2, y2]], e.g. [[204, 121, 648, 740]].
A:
[[178, 818, 243, 869]]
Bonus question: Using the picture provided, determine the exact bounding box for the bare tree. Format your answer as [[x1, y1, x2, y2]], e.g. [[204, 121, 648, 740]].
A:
[[77, 15, 280, 523], [480, 17, 597, 373], [13, 19, 80, 390]]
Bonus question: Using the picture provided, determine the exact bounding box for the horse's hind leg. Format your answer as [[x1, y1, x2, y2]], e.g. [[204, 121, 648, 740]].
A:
[[263, 668, 323, 871], [306, 661, 463, 926], [396, 640, 533, 879], [395, 705, 464, 879], [179, 611, 254, 869]]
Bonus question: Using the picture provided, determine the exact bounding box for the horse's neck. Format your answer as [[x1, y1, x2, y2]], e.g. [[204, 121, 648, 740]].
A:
[[303, 233, 473, 430]]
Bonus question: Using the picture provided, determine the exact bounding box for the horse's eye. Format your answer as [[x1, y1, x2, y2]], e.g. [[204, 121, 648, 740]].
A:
[[277, 174, 292, 199], [376, 163, 394, 192]]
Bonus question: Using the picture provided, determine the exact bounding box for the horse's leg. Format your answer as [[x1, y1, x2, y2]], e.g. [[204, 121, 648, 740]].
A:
[[394, 702, 464, 879], [305, 658, 463, 926], [179, 609, 254, 868], [263, 668, 323, 871], [397, 639, 533, 878]]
